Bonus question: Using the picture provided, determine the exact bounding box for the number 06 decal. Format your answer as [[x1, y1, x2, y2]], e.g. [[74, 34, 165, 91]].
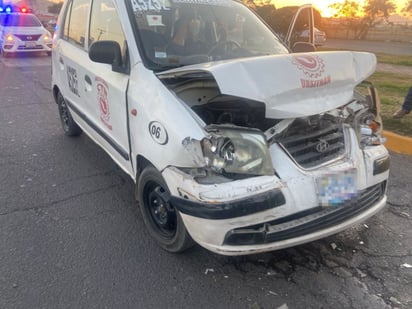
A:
[[149, 121, 168, 145]]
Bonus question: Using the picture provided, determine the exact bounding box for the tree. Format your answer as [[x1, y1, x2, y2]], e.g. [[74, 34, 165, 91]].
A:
[[363, 0, 396, 21], [255, 4, 277, 29], [404, 0, 412, 13], [358, 0, 396, 39], [329, 0, 361, 18], [329, 0, 362, 39]]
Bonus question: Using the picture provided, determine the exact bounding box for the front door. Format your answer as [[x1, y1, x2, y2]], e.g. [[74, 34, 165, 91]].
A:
[[83, 0, 132, 175]]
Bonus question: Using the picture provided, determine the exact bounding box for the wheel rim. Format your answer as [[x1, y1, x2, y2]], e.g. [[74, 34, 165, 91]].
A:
[[145, 181, 176, 238], [59, 99, 70, 131]]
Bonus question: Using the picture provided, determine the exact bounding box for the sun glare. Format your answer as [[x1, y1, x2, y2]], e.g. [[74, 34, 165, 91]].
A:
[[309, 0, 366, 18], [313, 3, 335, 18], [274, 0, 359, 17], [275, 0, 409, 18]]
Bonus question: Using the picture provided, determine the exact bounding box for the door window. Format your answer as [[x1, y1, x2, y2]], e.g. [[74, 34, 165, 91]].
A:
[[63, 0, 91, 47], [89, 0, 127, 61]]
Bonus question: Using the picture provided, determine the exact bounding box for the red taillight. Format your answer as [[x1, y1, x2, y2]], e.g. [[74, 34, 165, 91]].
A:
[[20, 7, 28, 13]]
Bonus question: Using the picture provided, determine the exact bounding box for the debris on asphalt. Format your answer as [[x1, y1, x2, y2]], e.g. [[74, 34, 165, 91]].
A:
[[401, 263, 412, 268], [330, 242, 338, 250], [204, 268, 214, 275], [356, 268, 367, 278], [277, 304, 289, 309], [249, 302, 262, 309], [389, 296, 402, 305]]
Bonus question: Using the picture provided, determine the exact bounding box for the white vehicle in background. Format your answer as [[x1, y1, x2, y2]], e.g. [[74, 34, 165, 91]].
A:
[[300, 27, 326, 46], [0, 8, 53, 56], [52, 0, 389, 256]]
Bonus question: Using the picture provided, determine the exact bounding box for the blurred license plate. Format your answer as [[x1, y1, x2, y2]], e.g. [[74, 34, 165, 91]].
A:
[[316, 171, 358, 207], [26, 42, 36, 48]]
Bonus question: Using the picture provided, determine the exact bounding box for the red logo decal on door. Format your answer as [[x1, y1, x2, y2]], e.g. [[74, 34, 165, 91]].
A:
[[96, 77, 112, 130]]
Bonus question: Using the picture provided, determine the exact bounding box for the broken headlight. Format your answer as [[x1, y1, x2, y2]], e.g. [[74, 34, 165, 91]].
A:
[[357, 112, 384, 147], [202, 126, 274, 176], [353, 82, 385, 147]]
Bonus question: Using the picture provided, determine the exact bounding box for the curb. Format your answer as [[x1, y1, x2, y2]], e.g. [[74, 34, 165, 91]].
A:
[[383, 130, 412, 155]]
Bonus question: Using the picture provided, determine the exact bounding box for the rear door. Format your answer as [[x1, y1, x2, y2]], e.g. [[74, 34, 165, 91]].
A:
[[55, 0, 132, 175], [54, 0, 90, 131]]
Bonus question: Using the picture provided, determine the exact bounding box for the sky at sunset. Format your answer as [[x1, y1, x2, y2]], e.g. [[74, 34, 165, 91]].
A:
[[275, 0, 409, 17]]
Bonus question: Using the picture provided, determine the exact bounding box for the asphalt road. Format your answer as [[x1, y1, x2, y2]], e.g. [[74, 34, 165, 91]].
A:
[[0, 52, 411, 309]]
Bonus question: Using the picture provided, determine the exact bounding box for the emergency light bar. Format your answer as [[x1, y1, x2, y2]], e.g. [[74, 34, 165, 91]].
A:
[[0, 5, 31, 13]]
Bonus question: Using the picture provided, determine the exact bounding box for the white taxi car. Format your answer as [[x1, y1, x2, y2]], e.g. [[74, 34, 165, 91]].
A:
[[0, 9, 52, 56], [52, 0, 390, 256]]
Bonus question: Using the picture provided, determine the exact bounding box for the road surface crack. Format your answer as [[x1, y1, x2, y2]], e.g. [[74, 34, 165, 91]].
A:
[[0, 183, 122, 217]]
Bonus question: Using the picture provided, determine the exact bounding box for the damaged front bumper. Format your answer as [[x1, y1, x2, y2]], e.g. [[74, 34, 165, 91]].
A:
[[171, 188, 286, 220], [182, 190, 387, 256], [162, 136, 389, 256]]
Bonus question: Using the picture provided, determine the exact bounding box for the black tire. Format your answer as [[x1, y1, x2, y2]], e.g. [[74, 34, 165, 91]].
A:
[[57, 92, 82, 136], [137, 166, 194, 253]]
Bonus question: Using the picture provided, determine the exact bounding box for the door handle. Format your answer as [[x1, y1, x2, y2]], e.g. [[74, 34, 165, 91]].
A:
[[59, 57, 64, 70], [85, 75, 92, 85], [84, 75, 92, 92]]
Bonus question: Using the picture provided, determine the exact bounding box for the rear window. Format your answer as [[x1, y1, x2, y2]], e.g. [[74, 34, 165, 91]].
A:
[[0, 14, 42, 27]]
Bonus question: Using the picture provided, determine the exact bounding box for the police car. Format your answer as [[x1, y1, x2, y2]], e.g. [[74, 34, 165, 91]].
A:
[[0, 6, 52, 56], [51, 0, 390, 256]]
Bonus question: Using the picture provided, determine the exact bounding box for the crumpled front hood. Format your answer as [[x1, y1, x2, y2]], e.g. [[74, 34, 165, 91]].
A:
[[158, 51, 376, 119]]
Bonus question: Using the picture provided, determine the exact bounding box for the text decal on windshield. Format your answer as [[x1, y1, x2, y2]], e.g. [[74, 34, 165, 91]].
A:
[[130, 0, 170, 11]]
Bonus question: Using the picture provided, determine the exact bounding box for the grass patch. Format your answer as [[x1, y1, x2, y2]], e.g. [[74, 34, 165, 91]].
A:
[[375, 53, 412, 67], [367, 71, 412, 136]]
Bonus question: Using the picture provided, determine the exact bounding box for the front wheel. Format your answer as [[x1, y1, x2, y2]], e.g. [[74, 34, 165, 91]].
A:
[[57, 92, 82, 136], [137, 166, 194, 253]]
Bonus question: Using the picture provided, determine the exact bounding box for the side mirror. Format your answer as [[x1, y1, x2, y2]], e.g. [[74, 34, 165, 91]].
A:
[[89, 40, 127, 73], [292, 42, 316, 53]]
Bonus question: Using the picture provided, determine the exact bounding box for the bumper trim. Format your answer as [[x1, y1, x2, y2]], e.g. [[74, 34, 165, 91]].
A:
[[171, 189, 285, 220], [224, 181, 386, 246]]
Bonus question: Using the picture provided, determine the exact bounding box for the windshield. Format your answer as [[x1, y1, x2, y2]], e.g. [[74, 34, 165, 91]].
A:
[[129, 0, 289, 70], [0, 14, 42, 27]]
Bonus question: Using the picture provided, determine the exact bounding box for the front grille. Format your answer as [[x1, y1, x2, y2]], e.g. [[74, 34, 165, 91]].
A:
[[224, 181, 386, 246], [278, 124, 345, 169], [14, 34, 41, 41]]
